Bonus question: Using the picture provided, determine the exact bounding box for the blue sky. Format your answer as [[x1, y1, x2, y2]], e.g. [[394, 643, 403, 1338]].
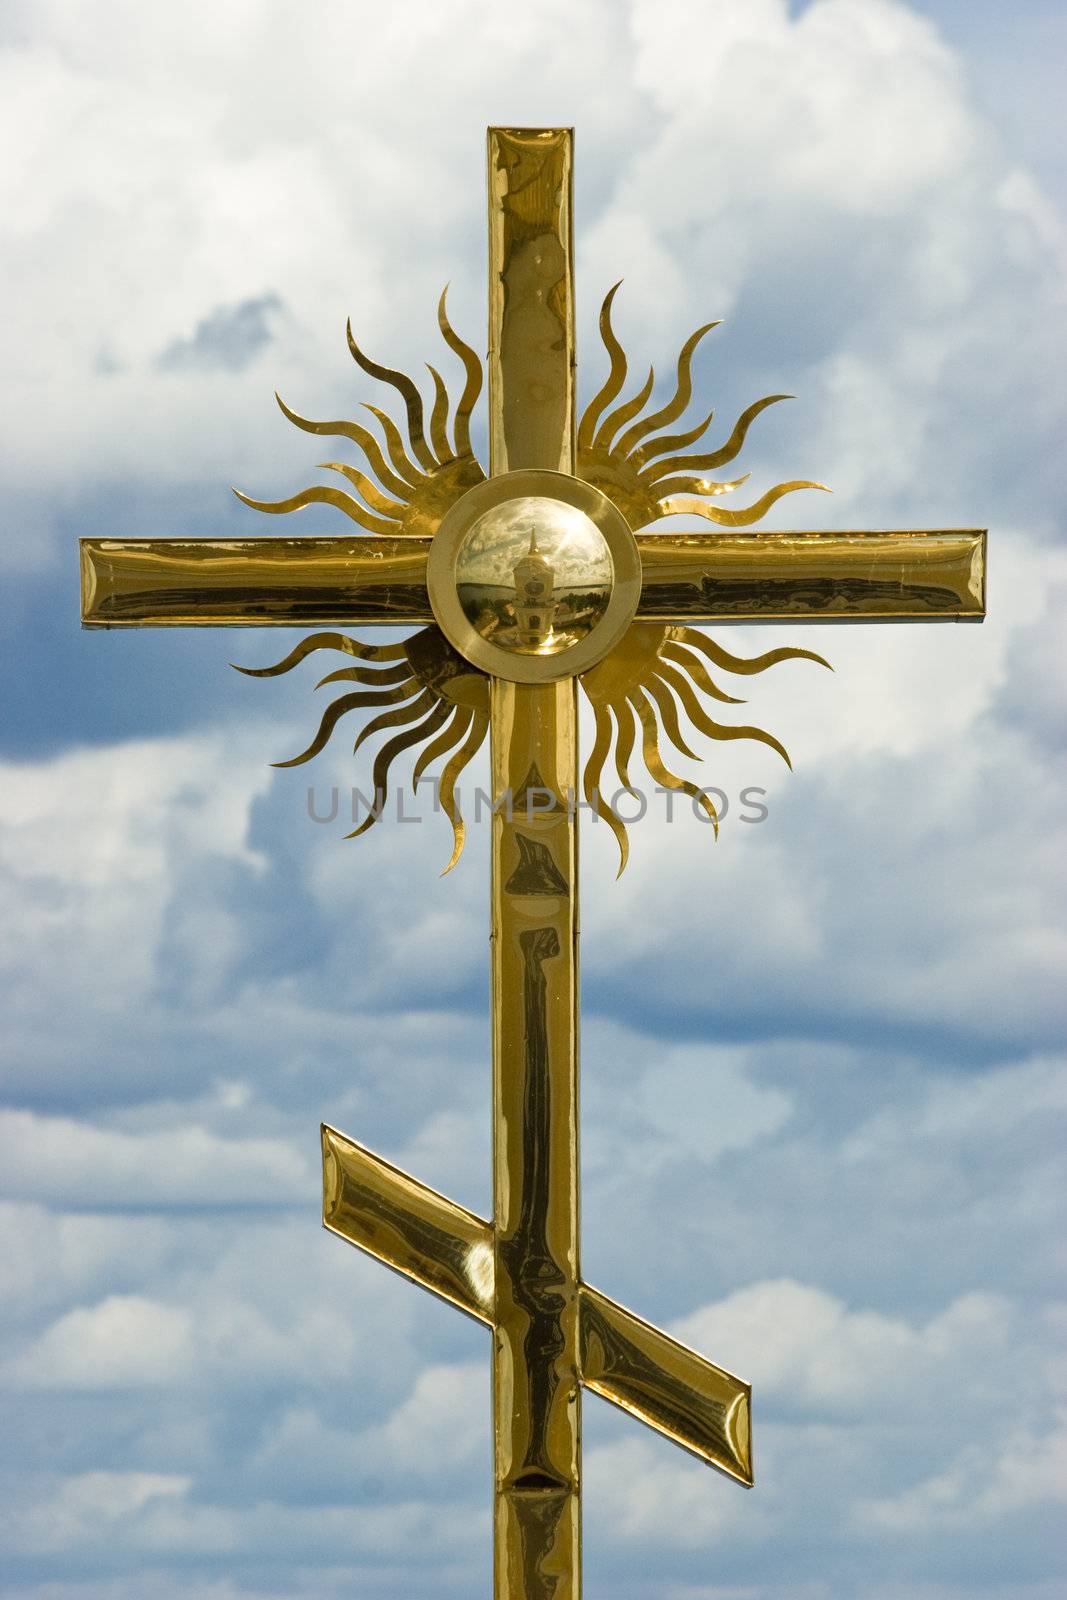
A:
[[1, 2, 1065, 1597]]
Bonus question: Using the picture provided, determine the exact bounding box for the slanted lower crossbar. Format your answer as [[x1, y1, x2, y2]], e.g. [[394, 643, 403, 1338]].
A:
[[321, 1122, 752, 1486]]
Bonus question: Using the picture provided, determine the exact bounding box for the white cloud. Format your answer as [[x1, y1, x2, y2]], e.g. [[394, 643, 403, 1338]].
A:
[[6, 1294, 194, 1389], [857, 1415, 1067, 1530], [674, 1279, 1017, 1412], [0, 1108, 312, 1205]]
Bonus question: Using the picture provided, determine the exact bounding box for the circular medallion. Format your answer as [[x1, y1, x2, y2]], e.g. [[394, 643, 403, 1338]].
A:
[[427, 470, 640, 683]]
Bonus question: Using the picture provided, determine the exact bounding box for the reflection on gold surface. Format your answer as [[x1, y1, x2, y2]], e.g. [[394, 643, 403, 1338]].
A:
[[456, 494, 614, 656], [636, 528, 986, 620], [80, 528, 985, 629], [320, 1122, 753, 1483]]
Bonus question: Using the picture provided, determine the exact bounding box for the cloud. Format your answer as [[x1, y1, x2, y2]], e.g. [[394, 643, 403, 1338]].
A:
[[673, 1278, 1018, 1413], [154, 294, 283, 373], [1, 0, 1065, 1597], [0, 1108, 312, 1206], [6, 1295, 195, 1389], [857, 1417, 1067, 1531]]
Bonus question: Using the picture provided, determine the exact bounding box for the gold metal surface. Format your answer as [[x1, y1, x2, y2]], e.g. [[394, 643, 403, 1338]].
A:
[[490, 677, 581, 1597], [81, 526, 985, 629], [427, 469, 641, 682], [320, 1123, 752, 1484], [636, 528, 987, 621], [76, 124, 990, 1600], [80, 536, 434, 627], [487, 128, 575, 476], [487, 130, 583, 1599]]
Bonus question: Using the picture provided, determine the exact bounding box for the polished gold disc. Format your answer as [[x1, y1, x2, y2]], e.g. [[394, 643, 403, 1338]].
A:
[[427, 468, 641, 682]]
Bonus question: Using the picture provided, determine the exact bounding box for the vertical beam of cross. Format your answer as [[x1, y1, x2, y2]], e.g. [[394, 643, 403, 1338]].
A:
[[487, 126, 581, 1600]]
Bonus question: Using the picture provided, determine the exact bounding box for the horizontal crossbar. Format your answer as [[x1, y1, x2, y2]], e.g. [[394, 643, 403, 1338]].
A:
[[81, 528, 984, 628], [322, 1123, 752, 1485]]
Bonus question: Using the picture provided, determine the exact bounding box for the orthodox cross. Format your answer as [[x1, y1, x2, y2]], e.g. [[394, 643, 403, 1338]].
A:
[[81, 129, 985, 1600]]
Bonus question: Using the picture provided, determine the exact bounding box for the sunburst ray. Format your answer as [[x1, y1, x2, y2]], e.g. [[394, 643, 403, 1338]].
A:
[[436, 709, 490, 875], [630, 688, 719, 832], [629, 407, 717, 471], [316, 462, 408, 520], [269, 394, 415, 502], [437, 286, 482, 457], [662, 479, 829, 527], [235, 627, 489, 867], [638, 395, 791, 483], [347, 321, 436, 473], [314, 660, 414, 690], [235, 293, 486, 541], [579, 621, 830, 872], [231, 482, 401, 536], [274, 684, 420, 769], [594, 364, 655, 451], [577, 281, 627, 449], [577, 284, 827, 532], [413, 704, 474, 790], [613, 319, 721, 459], [232, 630, 408, 677], [582, 701, 631, 876], [345, 705, 453, 839], [352, 689, 440, 756]]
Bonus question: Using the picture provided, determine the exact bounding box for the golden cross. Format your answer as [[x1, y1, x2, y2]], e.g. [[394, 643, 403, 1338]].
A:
[[80, 128, 985, 1599]]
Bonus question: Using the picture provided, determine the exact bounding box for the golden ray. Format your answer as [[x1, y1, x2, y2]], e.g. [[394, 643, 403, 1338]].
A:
[[314, 661, 414, 690], [613, 701, 637, 792], [235, 627, 489, 868], [413, 704, 475, 790], [436, 708, 490, 875], [657, 645, 745, 705], [238, 300, 486, 543], [231, 483, 400, 536], [642, 673, 700, 762], [629, 407, 716, 471], [437, 286, 483, 457], [671, 627, 831, 676], [274, 685, 419, 769], [361, 401, 426, 487], [639, 395, 791, 483], [613, 318, 721, 458], [232, 631, 408, 677], [352, 689, 440, 756], [272, 393, 415, 502], [579, 619, 831, 871], [594, 364, 655, 450], [651, 471, 751, 501], [317, 462, 409, 519], [577, 284, 826, 533], [346, 704, 454, 839], [577, 282, 627, 449], [661, 479, 830, 526], [630, 688, 719, 832], [427, 364, 452, 462], [347, 321, 436, 473], [582, 700, 630, 878]]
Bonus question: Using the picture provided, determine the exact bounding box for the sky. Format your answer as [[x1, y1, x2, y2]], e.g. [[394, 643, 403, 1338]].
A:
[[1, 2, 1065, 1598]]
